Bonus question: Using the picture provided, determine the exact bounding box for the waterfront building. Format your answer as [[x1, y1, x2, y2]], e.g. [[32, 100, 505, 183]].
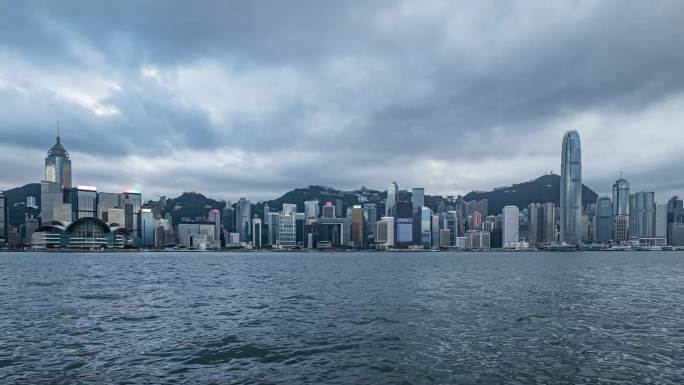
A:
[[455, 236, 467, 249], [528, 203, 542, 247], [97, 192, 122, 222], [529, 203, 557, 247], [420, 206, 431, 248], [267, 212, 280, 246], [667, 196, 684, 223], [395, 201, 413, 248], [30, 217, 128, 249], [0, 191, 7, 243], [351, 205, 364, 246], [385, 182, 398, 216], [655, 203, 667, 238], [208, 209, 221, 247], [277, 214, 296, 247], [375, 220, 388, 244], [363, 203, 378, 240], [316, 217, 347, 248], [466, 230, 490, 250], [295, 212, 306, 245], [223, 203, 235, 233], [439, 229, 450, 248], [71, 185, 98, 220], [612, 177, 630, 242], [41, 181, 72, 225], [612, 177, 630, 216], [236, 198, 252, 242], [502, 205, 520, 248], [581, 213, 591, 243], [106, 208, 125, 227], [431, 214, 440, 248], [381, 216, 395, 247], [594, 196, 613, 243], [668, 223, 684, 246], [141, 208, 155, 247], [445, 210, 460, 246], [154, 218, 172, 248], [667, 196, 684, 245], [560, 130, 582, 245], [177, 222, 216, 248], [123, 190, 142, 243], [252, 217, 262, 249], [629, 191, 655, 238], [614, 215, 629, 243], [44, 134, 72, 190]]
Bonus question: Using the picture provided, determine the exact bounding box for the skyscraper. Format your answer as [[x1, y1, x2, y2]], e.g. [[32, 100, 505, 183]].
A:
[[629, 191, 654, 238], [395, 201, 413, 247], [560, 130, 582, 245], [385, 182, 398, 216], [304, 200, 320, 219], [612, 177, 630, 216], [594, 196, 613, 243], [654, 204, 667, 238], [502, 205, 520, 248], [123, 190, 142, 243], [411, 188, 424, 209], [322, 201, 335, 218], [420, 206, 431, 248], [208, 209, 221, 247], [141, 208, 155, 247], [45, 134, 72, 190], [236, 198, 251, 242], [351, 205, 364, 246], [252, 216, 262, 249], [0, 191, 7, 243]]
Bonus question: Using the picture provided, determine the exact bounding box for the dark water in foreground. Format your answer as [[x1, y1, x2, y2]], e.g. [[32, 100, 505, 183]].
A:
[[1, 251, 683, 384]]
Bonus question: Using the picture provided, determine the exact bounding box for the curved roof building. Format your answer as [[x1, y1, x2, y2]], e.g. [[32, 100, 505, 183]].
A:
[[560, 130, 582, 245]]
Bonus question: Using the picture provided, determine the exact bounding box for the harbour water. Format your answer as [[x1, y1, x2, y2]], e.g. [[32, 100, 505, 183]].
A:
[[1, 251, 683, 384]]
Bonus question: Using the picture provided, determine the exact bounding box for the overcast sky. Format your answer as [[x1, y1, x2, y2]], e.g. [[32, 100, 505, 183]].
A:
[[1, 1, 683, 203]]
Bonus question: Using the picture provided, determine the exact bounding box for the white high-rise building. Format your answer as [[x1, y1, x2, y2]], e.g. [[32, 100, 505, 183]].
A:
[[282, 203, 297, 216], [304, 200, 319, 219], [385, 182, 398, 216], [381, 216, 395, 247], [502, 205, 520, 248]]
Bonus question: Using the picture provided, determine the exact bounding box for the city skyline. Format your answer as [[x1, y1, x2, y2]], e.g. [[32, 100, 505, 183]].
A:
[[1, 2, 684, 201]]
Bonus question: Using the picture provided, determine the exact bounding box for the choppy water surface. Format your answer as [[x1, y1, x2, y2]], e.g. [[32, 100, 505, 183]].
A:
[[1, 251, 683, 384]]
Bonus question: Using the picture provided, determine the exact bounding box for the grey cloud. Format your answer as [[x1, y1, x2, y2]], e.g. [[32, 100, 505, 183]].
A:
[[1, 1, 684, 200]]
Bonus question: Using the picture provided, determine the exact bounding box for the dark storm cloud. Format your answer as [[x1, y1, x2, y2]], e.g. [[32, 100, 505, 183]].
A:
[[1, 1, 684, 201]]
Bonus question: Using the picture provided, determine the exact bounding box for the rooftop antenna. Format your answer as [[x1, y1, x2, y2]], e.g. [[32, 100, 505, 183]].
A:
[[56, 120, 61, 141], [619, 170, 623, 178]]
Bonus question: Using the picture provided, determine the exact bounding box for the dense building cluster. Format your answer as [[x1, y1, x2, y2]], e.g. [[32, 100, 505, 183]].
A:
[[0, 131, 683, 251]]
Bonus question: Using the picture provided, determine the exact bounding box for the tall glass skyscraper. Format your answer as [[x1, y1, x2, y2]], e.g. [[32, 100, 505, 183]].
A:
[[612, 177, 630, 242], [45, 135, 72, 189], [560, 130, 582, 245], [612, 177, 630, 216], [385, 182, 398, 216], [594, 196, 613, 242]]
